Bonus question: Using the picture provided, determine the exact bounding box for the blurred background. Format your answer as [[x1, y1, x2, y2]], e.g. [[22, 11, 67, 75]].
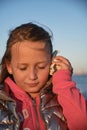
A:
[[0, 0, 87, 96]]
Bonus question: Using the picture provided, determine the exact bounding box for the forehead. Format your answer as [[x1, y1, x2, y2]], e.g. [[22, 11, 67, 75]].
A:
[[12, 40, 47, 50], [11, 41, 50, 61]]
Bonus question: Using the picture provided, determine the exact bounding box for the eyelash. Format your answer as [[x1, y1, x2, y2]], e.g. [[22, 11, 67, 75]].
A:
[[19, 66, 46, 71], [19, 67, 27, 70], [38, 66, 45, 69]]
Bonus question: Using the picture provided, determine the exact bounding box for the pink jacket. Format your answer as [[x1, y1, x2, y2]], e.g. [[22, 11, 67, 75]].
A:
[[4, 70, 87, 130], [52, 70, 87, 130]]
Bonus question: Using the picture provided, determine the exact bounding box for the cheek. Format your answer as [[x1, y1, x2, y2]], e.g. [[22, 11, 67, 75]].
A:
[[12, 70, 26, 84], [39, 68, 50, 83], [13, 74, 24, 85]]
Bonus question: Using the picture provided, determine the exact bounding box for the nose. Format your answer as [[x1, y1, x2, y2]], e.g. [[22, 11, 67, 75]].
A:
[[28, 67, 37, 80]]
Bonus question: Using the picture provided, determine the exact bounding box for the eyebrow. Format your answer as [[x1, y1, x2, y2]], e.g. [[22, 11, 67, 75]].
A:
[[17, 60, 49, 65]]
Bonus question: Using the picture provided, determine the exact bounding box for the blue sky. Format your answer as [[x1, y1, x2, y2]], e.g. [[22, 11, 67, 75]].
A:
[[0, 0, 87, 74]]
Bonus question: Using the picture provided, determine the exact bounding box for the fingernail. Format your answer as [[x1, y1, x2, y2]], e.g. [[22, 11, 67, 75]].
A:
[[54, 59, 58, 62]]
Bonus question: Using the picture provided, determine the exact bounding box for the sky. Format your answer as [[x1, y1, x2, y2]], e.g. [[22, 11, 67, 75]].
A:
[[0, 0, 87, 75]]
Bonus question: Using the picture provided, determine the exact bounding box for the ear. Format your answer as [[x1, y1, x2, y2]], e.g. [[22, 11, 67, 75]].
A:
[[5, 61, 13, 75]]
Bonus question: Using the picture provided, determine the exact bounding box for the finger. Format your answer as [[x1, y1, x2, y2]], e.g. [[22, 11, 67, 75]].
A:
[[53, 58, 73, 71], [53, 56, 71, 66], [55, 62, 70, 70]]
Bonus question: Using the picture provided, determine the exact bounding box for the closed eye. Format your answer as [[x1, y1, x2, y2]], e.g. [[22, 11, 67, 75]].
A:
[[19, 67, 27, 70], [38, 66, 45, 69]]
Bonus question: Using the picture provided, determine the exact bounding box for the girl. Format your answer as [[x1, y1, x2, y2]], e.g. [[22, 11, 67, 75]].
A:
[[0, 22, 87, 130]]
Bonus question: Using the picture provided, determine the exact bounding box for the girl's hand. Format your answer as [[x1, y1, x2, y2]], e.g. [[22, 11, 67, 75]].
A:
[[50, 56, 73, 75]]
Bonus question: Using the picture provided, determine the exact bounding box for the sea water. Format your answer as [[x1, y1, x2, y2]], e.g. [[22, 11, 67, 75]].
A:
[[72, 75, 87, 99]]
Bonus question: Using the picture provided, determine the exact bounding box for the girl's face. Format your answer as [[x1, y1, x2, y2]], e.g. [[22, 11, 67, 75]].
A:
[[6, 41, 51, 98]]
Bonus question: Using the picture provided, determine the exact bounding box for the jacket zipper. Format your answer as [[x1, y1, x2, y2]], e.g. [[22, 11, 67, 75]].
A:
[[33, 99, 40, 130]]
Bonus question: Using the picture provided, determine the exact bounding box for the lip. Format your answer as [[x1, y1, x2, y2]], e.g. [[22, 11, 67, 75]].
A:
[[26, 82, 39, 87]]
